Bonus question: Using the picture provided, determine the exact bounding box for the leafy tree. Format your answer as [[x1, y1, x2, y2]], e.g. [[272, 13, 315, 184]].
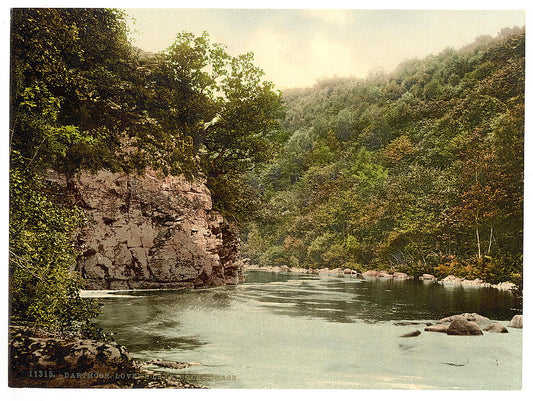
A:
[[144, 31, 286, 219]]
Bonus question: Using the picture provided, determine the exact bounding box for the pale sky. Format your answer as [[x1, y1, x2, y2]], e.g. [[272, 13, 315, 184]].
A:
[[125, 8, 525, 89]]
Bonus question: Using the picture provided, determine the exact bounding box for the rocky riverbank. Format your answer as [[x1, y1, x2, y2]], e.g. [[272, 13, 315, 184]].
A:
[[244, 264, 519, 291], [8, 326, 205, 388]]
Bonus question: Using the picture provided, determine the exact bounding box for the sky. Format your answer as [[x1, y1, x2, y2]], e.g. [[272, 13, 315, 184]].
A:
[[125, 7, 525, 89]]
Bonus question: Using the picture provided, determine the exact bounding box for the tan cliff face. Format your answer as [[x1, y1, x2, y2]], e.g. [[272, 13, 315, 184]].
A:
[[48, 170, 244, 290]]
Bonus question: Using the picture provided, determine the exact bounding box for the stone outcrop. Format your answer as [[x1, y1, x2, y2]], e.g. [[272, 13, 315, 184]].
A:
[[362, 270, 378, 277], [48, 170, 244, 290]]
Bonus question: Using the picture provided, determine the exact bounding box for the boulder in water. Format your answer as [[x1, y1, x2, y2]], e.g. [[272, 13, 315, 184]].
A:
[[509, 315, 523, 329], [438, 313, 490, 326], [393, 272, 408, 278], [446, 316, 483, 336], [483, 322, 509, 333], [424, 324, 450, 333]]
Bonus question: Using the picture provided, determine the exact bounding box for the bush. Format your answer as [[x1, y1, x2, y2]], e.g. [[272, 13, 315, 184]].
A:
[[9, 167, 100, 333]]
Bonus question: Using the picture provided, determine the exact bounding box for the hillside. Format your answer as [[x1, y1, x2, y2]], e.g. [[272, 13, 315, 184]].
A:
[[244, 27, 525, 285]]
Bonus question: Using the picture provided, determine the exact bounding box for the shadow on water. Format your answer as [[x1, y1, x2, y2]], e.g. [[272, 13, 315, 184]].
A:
[[97, 287, 237, 353]]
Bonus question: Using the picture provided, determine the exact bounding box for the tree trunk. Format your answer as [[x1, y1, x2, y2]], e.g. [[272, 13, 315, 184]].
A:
[[476, 226, 481, 259], [487, 225, 494, 255]]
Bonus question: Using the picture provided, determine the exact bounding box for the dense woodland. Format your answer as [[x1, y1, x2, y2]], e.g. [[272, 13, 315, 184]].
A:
[[9, 8, 524, 332], [245, 27, 524, 285]]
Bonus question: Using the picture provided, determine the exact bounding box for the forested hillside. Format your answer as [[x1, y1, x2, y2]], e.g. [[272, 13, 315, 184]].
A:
[[244, 27, 524, 285]]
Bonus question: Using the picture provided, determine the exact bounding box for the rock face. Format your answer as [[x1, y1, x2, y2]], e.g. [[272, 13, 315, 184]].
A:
[[48, 170, 244, 290]]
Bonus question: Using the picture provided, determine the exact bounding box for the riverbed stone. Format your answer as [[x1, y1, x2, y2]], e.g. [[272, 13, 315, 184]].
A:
[[441, 275, 463, 284], [438, 313, 491, 326], [484, 322, 509, 333], [393, 272, 408, 278], [424, 324, 450, 333], [400, 330, 421, 338], [509, 315, 523, 328], [362, 270, 378, 277], [446, 316, 483, 336]]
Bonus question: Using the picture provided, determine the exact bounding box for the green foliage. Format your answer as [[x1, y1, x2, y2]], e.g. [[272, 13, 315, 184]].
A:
[[142, 31, 285, 218], [9, 165, 100, 331], [246, 28, 524, 285]]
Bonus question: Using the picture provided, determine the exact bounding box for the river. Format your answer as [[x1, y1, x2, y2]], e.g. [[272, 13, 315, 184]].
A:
[[91, 270, 522, 389]]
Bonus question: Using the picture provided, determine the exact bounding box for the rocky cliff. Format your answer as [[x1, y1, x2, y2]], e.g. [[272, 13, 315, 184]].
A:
[[48, 170, 244, 290]]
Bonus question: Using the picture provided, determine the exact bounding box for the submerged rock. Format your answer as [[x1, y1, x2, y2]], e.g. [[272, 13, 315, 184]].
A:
[[149, 359, 200, 370], [484, 323, 509, 333], [509, 315, 523, 329], [446, 316, 483, 336], [424, 324, 450, 333], [400, 330, 421, 338]]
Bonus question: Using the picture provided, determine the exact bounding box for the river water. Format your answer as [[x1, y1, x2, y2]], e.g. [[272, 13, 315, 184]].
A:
[[92, 270, 522, 389]]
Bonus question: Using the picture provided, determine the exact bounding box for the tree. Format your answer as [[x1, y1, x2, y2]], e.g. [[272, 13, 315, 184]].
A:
[[148, 31, 286, 218]]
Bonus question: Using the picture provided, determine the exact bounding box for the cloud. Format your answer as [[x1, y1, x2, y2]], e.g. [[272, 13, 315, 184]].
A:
[[303, 10, 351, 25], [247, 27, 356, 89]]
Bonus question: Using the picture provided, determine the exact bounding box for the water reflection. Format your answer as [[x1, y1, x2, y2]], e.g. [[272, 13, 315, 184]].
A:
[[236, 271, 521, 323]]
